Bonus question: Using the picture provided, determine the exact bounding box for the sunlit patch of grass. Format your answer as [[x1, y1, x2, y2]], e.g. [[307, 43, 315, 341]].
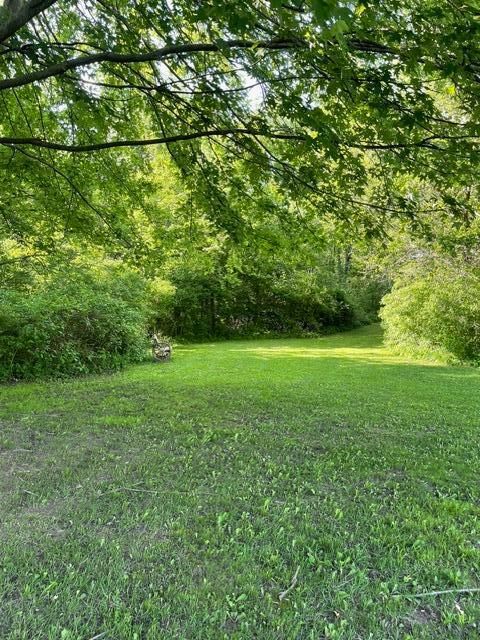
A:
[[0, 324, 479, 639]]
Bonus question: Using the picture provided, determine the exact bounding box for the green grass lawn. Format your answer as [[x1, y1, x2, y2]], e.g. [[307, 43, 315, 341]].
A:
[[1, 325, 479, 639]]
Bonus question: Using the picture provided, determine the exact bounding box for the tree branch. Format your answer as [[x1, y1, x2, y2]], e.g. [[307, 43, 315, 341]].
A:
[[2, 129, 477, 155], [0, 128, 306, 152], [0, 38, 305, 91], [348, 134, 480, 151], [0, 0, 58, 44]]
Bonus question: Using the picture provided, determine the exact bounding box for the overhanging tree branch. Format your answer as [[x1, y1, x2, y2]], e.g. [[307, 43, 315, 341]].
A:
[[2, 130, 478, 154], [347, 134, 480, 151], [0, 128, 306, 151], [0, 34, 400, 93], [0, 38, 305, 91], [0, 0, 58, 44]]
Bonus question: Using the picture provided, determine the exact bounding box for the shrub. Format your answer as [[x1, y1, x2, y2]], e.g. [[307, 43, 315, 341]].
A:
[[0, 264, 150, 381], [380, 262, 480, 363]]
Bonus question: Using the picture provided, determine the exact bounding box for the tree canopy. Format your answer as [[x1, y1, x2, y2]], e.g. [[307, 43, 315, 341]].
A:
[[1, 0, 480, 251]]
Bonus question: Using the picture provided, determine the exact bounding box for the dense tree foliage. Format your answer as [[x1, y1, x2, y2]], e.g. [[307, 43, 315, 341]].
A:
[[155, 245, 367, 339], [2, 0, 480, 247]]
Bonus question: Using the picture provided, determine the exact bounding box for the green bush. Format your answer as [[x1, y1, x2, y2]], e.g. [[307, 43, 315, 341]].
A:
[[380, 262, 480, 363], [0, 265, 150, 381]]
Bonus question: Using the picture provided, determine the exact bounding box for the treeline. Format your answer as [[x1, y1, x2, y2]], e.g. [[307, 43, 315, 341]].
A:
[[154, 257, 383, 340], [3, 239, 480, 381]]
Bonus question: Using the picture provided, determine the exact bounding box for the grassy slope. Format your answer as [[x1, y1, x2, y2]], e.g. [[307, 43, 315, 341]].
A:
[[0, 325, 479, 639]]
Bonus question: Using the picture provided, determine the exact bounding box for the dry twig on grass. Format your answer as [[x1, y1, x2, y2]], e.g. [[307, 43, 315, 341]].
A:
[[394, 588, 480, 599], [279, 566, 300, 602]]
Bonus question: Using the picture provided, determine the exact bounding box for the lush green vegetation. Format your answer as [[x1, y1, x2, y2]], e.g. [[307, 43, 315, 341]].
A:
[[1, 3, 480, 637], [0, 238, 385, 380], [382, 265, 480, 364], [377, 217, 480, 364], [1, 326, 479, 639], [381, 252, 480, 364], [0, 260, 151, 381], [149, 235, 381, 340], [3, 0, 480, 245]]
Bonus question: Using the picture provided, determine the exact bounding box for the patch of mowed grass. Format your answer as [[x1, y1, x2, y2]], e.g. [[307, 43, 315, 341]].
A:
[[0, 324, 479, 639]]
